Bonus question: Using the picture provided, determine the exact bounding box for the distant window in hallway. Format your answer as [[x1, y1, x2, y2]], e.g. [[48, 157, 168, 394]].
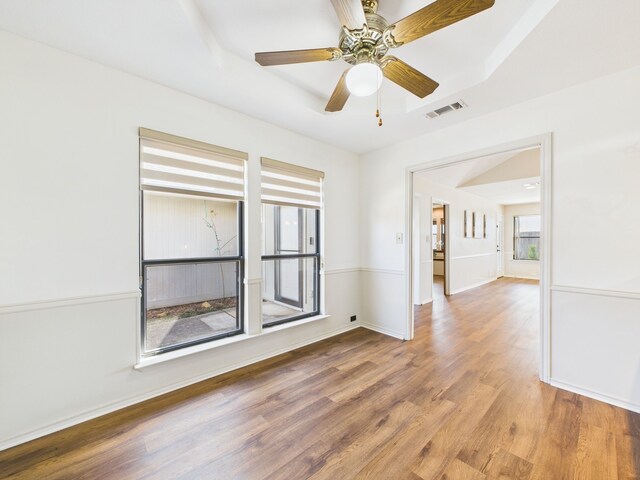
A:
[[513, 215, 540, 260]]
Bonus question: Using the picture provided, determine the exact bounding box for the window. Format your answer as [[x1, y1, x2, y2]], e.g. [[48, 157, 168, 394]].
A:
[[514, 214, 540, 261], [261, 158, 323, 327], [139, 128, 246, 356]]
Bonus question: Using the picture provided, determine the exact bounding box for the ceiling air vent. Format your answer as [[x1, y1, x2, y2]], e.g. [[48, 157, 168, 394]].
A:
[[425, 100, 467, 119]]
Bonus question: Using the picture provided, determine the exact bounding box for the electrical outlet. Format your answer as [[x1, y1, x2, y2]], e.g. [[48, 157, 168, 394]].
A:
[[350, 315, 357, 322]]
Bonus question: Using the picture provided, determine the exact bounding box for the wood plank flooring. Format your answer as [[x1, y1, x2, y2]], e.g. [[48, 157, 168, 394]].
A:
[[1, 278, 638, 479]]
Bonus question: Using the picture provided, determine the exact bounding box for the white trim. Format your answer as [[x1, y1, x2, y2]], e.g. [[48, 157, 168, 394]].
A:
[[405, 133, 553, 383], [504, 274, 540, 280], [550, 379, 640, 414], [360, 322, 405, 340], [135, 314, 332, 369], [360, 267, 405, 276], [444, 203, 451, 296], [450, 277, 498, 295], [405, 170, 414, 340], [259, 314, 331, 334], [246, 277, 262, 285], [323, 267, 360, 276], [415, 298, 433, 306], [540, 133, 552, 383], [136, 333, 253, 369], [551, 285, 640, 301], [0, 291, 141, 315], [449, 252, 496, 260], [0, 323, 358, 452]]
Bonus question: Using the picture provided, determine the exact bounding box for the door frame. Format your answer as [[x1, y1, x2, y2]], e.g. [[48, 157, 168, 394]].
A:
[[405, 133, 552, 383], [497, 213, 505, 278]]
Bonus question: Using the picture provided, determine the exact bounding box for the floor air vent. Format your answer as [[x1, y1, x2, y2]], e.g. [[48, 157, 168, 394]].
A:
[[425, 100, 467, 119]]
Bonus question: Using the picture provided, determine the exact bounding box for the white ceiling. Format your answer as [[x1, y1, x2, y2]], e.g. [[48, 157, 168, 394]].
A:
[[460, 177, 541, 205], [416, 147, 541, 205], [1, 0, 639, 154], [415, 146, 541, 186]]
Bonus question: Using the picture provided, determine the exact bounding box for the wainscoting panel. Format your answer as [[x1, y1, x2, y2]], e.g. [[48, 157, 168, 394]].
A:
[[0, 270, 360, 451], [550, 287, 640, 412]]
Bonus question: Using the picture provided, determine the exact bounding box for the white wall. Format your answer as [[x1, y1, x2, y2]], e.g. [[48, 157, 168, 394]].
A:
[[360, 66, 640, 411], [413, 177, 501, 304], [0, 31, 361, 449], [503, 202, 541, 280], [2, 29, 640, 451]]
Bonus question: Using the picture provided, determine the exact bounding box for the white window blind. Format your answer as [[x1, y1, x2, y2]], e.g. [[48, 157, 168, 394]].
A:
[[261, 157, 324, 209], [139, 128, 247, 200]]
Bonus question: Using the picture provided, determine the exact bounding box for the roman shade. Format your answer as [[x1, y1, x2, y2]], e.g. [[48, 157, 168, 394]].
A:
[[139, 128, 247, 200], [260, 157, 324, 209]]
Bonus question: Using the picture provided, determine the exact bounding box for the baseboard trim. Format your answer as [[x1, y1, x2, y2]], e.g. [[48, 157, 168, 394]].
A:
[[504, 275, 540, 280], [414, 298, 433, 306], [0, 323, 359, 452], [450, 277, 497, 295], [549, 378, 640, 414], [360, 322, 406, 340]]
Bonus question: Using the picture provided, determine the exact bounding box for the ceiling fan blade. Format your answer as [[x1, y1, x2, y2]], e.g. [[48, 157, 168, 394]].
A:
[[383, 57, 439, 98], [255, 47, 341, 66], [325, 70, 350, 112], [389, 0, 495, 46], [330, 0, 367, 30]]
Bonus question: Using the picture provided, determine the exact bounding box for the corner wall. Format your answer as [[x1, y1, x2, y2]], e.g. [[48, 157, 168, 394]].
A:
[[360, 66, 640, 411], [0, 31, 361, 449]]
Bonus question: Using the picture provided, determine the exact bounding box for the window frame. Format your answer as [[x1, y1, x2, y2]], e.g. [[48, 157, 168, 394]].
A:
[[261, 206, 321, 328], [140, 195, 244, 357], [138, 127, 247, 358], [513, 214, 541, 261]]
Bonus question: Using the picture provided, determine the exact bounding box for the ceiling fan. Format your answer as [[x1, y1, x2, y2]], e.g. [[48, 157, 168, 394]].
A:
[[255, 0, 495, 112]]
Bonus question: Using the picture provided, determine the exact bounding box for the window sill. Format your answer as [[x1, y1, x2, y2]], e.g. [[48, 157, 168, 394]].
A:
[[262, 314, 330, 334], [134, 313, 330, 370]]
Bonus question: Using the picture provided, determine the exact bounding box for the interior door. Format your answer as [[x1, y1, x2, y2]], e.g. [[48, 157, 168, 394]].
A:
[[497, 214, 504, 277], [274, 206, 303, 308]]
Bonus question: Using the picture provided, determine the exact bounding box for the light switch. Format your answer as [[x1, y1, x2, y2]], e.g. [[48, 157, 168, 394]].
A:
[[396, 232, 403, 244]]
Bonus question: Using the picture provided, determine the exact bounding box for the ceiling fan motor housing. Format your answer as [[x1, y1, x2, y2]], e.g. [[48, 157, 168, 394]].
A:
[[338, 11, 390, 66]]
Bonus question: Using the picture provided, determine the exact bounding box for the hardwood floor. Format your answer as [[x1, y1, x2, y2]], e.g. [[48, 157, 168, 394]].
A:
[[1, 278, 638, 479]]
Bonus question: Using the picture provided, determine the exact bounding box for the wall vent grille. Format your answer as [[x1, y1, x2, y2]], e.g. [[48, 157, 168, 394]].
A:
[[425, 100, 467, 119]]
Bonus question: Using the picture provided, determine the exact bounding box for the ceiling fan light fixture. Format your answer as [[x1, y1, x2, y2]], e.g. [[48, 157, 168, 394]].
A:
[[345, 62, 383, 97]]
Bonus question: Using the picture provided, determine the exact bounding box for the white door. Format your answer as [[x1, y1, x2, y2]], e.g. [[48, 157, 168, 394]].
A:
[[497, 214, 504, 278]]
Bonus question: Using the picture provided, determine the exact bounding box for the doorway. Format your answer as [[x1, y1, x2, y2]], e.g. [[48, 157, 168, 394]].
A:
[[406, 134, 552, 382], [432, 202, 450, 298]]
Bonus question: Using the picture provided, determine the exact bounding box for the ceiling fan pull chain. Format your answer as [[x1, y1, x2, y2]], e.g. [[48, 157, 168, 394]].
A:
[[377, 70, 383, 127]]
